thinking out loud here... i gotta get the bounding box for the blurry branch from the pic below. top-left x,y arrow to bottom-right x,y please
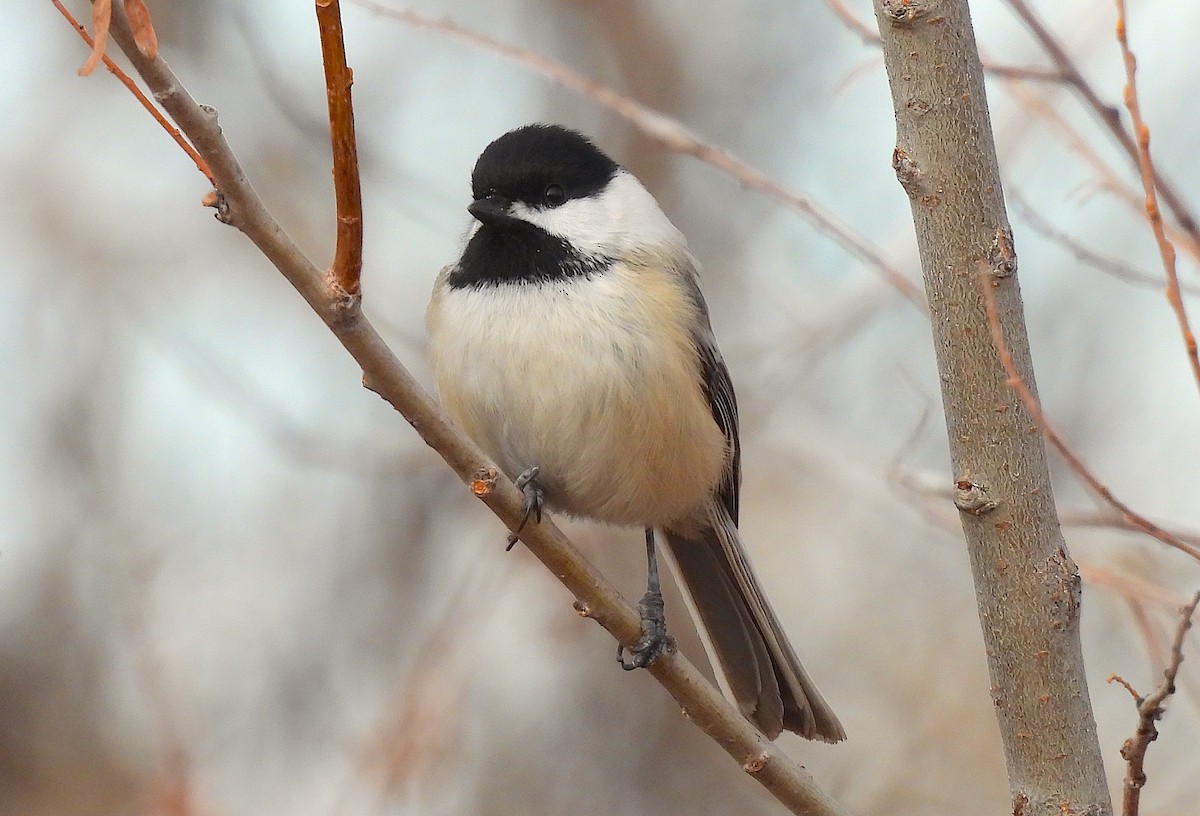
981,280 -> 1200,563
120,548 -> 207,816
332,537 -> 506,815
890,458 -> 1190,679
52,0 -> 212,183
825,0 -> 1200,265
316,0 -> 363,296
896,460 -> 1200,567
79,4 -> 851,815
822,0 -> 1064,82
1113,0 -> 1200,400
1011,190 -> 1200,298
997,72 -> 1200,265
1058,510 -> 1200,553
1002,0 -> 1200,255
873,2 -> 1112,814
1108,591 -> 1200,816
350,0 -> 926,312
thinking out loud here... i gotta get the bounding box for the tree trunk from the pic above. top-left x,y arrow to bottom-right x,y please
871,2 -> 1112,814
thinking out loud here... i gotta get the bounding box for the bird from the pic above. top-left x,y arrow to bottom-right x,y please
425,123 -> 844,742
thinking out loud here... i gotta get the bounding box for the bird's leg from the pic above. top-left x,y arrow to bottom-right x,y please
618,527 -> 673,669
505,466 -> 544,551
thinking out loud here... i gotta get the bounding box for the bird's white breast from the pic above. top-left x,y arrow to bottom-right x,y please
427,259 -> 728,528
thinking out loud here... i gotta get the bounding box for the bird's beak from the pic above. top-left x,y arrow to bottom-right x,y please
468,194 -> 517,227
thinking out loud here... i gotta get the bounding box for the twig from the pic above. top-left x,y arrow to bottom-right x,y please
999,79 -> 1200,266
1059,508 -> 1200,551
1113,0 -> 1200,400
316,0 -> 363,296
351,0 -> 925,312
1107,673 -> 1141,701
1115,591 -> 1200,816
1002,0 -> 1200,252
86,5 -> 850,814
979,273 -> 1200,562
1011,190 -> 1200,298
50,0 -> 214,184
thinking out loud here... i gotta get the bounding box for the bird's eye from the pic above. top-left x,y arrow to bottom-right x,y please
543,184 -> 567,207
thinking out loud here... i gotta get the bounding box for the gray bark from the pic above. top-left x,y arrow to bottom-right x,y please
871,2 -> 1113,814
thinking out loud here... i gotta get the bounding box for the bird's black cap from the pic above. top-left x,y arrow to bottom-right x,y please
470,124 -> 620,208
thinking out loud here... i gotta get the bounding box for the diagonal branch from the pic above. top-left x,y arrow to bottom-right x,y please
86,3 -> 850,814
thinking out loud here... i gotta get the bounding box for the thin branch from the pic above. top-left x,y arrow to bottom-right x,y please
51,0 -> 214,184
1077,563 -> 1186,612
1002,0 -> 1200,252
88,5 -> 850,814
316,0 -> 363,295
1059,508 -> 1200,552
996,79 -> 1200,267
897,459 -> 1200,564
1115,591 -> 1200,816
1011,190 -> 1200,298
980,272 -> 1200,562
1114,0 -> 1200,400
826,0 -> 1200,265
351,0 -> 925,312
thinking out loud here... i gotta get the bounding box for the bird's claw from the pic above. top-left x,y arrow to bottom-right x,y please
617,587 -> 673,670
506,466 -> 544,551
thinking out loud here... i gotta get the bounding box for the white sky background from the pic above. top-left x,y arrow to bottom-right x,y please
3,1 -> 1200,814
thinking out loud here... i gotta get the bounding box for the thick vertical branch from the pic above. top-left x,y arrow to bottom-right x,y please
871,3 -> 1112,815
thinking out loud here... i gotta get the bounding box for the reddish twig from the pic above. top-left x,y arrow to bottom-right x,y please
1114,0 -> 1200,400
1107,673 -> 1141,701
1114,591 -> 1200,816
352,0 -> 925,311
315,0 -> 363,296
51,0 -> 214,184
980,272 -> 1200,562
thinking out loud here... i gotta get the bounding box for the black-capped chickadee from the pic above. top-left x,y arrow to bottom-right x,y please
426,124 -> 844,742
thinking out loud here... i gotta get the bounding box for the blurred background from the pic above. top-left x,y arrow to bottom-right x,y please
4,0 -> 1200,813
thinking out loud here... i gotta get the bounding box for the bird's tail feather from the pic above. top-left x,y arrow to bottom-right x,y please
661,507 -> 845,742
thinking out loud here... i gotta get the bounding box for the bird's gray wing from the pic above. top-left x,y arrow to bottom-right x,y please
678,259 -> 741,524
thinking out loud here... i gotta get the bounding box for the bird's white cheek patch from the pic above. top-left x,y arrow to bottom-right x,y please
511,171 -> 683,258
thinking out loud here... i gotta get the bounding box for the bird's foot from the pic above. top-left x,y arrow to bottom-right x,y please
505,466 -> 544,551
617,587 -> 674,670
